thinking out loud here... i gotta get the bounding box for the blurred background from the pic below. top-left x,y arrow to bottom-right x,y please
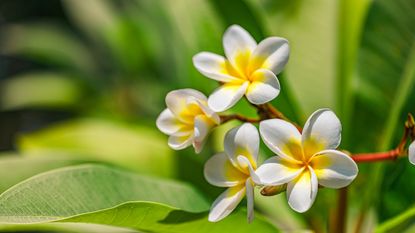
0,0 -> 415,232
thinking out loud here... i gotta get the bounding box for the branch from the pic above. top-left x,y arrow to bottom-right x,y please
220,114 -> 261,124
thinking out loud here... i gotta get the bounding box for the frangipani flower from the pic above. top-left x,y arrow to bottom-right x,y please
256,109 -> 358,213
156,89 -> 220,153
193,25 -> 289,112
204,123 -> 261,222
409,140 -> 415,165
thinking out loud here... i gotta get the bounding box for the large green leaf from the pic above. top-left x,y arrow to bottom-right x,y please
0,164 -> 278,233
17,119 -> 176,178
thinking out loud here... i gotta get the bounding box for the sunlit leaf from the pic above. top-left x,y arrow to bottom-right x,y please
0,164 -> 279,233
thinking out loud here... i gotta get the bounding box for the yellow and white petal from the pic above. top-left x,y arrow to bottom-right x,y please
410,141 -> 415,165
193,115 -> 213,153
193,52 -> 241,82
259,119 -> 303,162
237,155 -> 260,184
246,179 -> 255,223
223,25 -> 257,74
246,69 -> 280,104
286,168 -> 318,213
204,152 -> 247,187
250,37 -> 289,74
310,150 -> 358,188
166,89 -> 207,118
195,100 -> 221,125
255,156 -> 304,186
208,81 -> 249,112
156,109 -> 182,135
302,109 -> 342,154
168,134 -> 193,150
208,185 -> 246,222
224,123 -> 259,169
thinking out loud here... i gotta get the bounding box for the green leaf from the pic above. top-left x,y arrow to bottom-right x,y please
1,24 -> 95,74
0,72 -> 84,110
0,154 -> 85,194
17,119 -> 176,178
375,206 -> 415,233
0,222 -> 140,233
255,0 -> 338,118
0,164 -> 278,233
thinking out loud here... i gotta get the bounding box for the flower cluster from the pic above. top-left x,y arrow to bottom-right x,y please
156,25 -> 412,223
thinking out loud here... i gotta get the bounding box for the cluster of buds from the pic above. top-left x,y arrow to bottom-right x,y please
157,25 -> 415,223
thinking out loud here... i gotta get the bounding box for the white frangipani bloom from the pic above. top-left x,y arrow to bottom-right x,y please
409,140 -> 415,165
193,25 -> 289,112
256,109 -> 358,213
156,89 -> 220,153
204,123 -> 261,222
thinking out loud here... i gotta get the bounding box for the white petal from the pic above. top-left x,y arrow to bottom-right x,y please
255,156 -> 304,186
250,37 -> 289,74
246,179 -> 255,223
208,185 -> 246,222
286,168 -> 318,213
208,81 -> 248,112
193,52 -> 241,82
310,150 -> 358,188
168,134 -> 193,150
302,108 -> 342,151
156,109 -> 181,135
166,89 -> 207,117
223,25 -> 257,70
224,123 -> 259,168
410,141 -> 415,165
204,152 -> 246,187
237,156 -> 260,184
193,115 -> 212,153
196,100 -> 221,124
246,69 -> 280,104
259,119 -> 303,162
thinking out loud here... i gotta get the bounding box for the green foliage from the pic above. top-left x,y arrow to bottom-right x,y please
17,119 -> 176,178
0,164 -> 278,233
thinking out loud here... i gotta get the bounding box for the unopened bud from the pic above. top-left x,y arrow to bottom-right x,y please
260,184 -> 287,196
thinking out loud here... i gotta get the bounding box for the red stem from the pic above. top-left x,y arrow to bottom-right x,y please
351,149 -> 400,163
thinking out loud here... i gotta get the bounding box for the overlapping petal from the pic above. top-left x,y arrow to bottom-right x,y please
204,152 -> 247,187
208,81 -> 249,112
156,109 -> 182,135
286,168 -> 318,213
224,123 -> 259,168
246,69 -> 280,104
310,150 -> 358,188
246,180 -> 255,223
302,109 -> 342,155
168,134 -> 193,150
255,156 -> 304,186
409,141 -> 415,165
208,185 -> 246,222
250,37 -> 289,74
259,119 -> 303,162
192,52 -> 241,83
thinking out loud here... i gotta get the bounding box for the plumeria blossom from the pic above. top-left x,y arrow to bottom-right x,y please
156,89 -> 220,153
409,140 -> 415,165
193,25 -> 289,112
256,109 -> 358,213
204,123 -> 261,222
